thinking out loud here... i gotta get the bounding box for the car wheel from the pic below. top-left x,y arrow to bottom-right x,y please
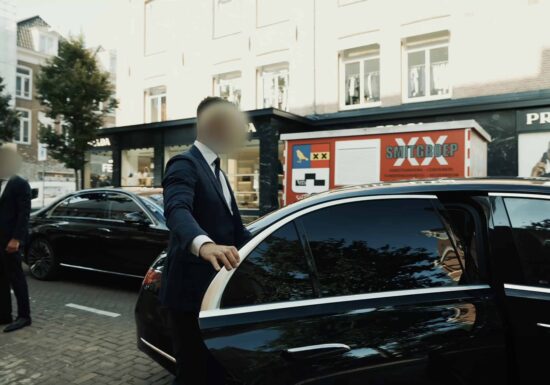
26,238 -> 59,280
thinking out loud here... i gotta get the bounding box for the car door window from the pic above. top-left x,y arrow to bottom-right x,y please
300,198 -> 465,297
221,222 -> 315,308
50,193 -> 108,219
106,193 -> 143,221
503,197 -> 550,287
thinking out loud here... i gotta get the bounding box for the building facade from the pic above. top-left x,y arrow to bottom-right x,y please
0,0 -> 16,101
91,0 -> 550,218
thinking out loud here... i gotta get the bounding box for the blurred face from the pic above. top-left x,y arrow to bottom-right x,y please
0,147 -> 20,179
197,103 -> 248,154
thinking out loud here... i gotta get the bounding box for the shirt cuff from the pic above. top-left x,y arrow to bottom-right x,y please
190,235 -> 214,257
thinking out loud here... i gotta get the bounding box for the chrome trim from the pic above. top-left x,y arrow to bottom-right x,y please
537,323 -> 550,329
140,337 -> 176,363
199,284 -> 490,319
489,192 -> 550,200
287,343 -> 350,353
504,283 -> 550,295
59,263 -> 145,279
201,194 -> 439,312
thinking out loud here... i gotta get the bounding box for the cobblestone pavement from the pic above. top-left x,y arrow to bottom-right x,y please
0,267 -> 172,385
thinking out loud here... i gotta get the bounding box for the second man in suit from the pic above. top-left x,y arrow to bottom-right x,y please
161,97 -> 251,385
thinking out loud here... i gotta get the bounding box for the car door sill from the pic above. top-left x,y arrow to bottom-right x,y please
59,263 -> 145,279
140,337 -> 176,363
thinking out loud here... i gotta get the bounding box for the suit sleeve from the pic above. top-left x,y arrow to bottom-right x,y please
13,179 -> 31,242
163,158 -> 208,254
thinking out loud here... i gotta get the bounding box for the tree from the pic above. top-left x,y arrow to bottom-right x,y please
0,76 -> 20,143
36,36 -> 117,189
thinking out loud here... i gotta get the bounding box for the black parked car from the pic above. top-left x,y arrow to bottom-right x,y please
136,178 -> 550,385
25,188 -> 168,280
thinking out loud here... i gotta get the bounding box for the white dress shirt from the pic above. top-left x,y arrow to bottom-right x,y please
190,141 -> 233,256
0,177 -> 10,199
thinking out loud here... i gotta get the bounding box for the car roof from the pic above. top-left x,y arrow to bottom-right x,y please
248,177 -> 550,233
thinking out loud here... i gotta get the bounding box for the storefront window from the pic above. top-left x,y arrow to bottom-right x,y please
405,38 -> 449,101
214,72 -> 242,106
220,140 -> 260,212
341,46 -> 380,109
121,148 -> 155,187
86,151 -> 114,188
260,65 -> 289,111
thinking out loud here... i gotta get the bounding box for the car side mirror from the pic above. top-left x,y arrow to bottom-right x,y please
123,211 -> 151,226
31,188 -> 39,200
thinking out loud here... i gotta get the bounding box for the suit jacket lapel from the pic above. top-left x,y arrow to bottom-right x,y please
190,146 -> 232,215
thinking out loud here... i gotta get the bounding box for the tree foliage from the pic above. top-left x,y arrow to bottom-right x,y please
0,76 -> 19,143
36,36 -> 117,183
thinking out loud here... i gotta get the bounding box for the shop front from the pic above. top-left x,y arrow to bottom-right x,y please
87,109 -> 306,218
87,90 -> 550,217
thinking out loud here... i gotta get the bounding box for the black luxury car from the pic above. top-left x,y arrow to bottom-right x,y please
135,178 -> 550,384
25,188 -> 168,280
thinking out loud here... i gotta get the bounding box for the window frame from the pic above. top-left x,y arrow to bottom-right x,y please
203,194 -> 480,313
339,48 -> 381,111
213,71 -> 242,106
16,66 -> 32,100
14,108 -> 32,145
402,39 -> 451,104
145,88 -> 167,123
257,63 -> 290,111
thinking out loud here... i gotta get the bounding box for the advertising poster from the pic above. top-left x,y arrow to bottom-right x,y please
518,132 -> 550,177
380,129 -> 465,181
290,143 -> 331,200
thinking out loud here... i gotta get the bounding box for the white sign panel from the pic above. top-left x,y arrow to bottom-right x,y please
38,143 -> 48,162
291,168 -> 330,194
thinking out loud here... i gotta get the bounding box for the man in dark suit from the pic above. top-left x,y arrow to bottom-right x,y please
0,145 -> 32,332
162,97 -> 251,385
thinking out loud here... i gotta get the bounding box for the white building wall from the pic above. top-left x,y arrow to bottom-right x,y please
0,0 -> 16,103
115,0 -> 550,126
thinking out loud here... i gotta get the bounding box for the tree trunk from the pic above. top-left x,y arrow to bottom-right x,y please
74,169 -> 79,191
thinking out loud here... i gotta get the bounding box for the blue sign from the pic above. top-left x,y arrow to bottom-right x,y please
292,144 -> 311,169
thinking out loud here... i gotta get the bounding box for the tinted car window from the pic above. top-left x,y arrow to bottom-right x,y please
51,193 -> 108,219
504,197 -> 550,287
221,222 -> 314,308
301,199 -> 464,297
106,193 -> 142,221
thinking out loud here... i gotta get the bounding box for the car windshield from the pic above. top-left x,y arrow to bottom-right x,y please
140,196 -> 165,223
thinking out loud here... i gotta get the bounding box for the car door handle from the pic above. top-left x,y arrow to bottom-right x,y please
537,322 -> 550,329
282,343 -> 351,361
96,227 -> 112,234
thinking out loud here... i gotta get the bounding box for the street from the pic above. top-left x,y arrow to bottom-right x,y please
0,267 -> 171,385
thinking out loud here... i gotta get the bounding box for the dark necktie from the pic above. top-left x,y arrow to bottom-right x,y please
213,158 -> 223,188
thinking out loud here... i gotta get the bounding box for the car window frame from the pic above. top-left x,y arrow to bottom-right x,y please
202,194 -> 484,314
48,191 -> 110,221
491,192 -> 550,291
47,190 -> 156,225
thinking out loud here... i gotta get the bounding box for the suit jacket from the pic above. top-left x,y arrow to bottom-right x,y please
0,175 -> 31,249
160,145 -> 251,312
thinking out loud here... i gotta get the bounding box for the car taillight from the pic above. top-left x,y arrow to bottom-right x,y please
143,268 -> 162,286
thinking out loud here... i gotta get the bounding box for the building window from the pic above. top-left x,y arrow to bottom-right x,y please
38,33 -> 58,56
213,0 -> 242,38
16,66 -> 32,100
404,36 -> 450,102
259,64 -> 289,111
15,109 -> 31,145
340,46 -> 380,109
145,86 -> 167,123
144,0 -> 168,55
213,72 -> 242,106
